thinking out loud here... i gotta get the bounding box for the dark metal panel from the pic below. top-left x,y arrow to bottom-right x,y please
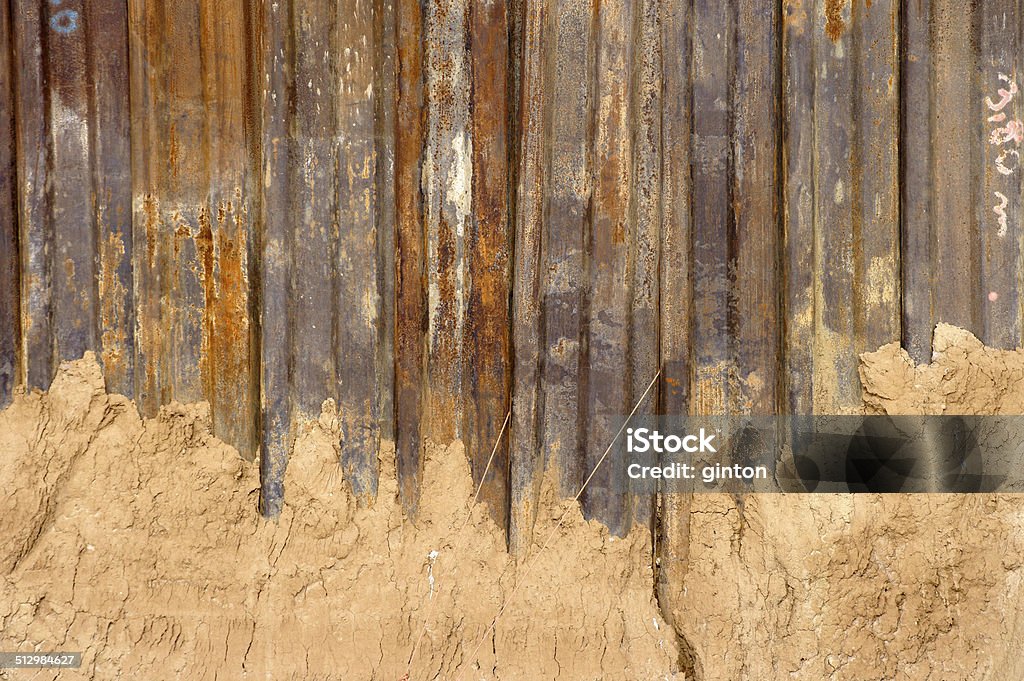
374,0 -> 397,446
0,0 -> 17,409
734,0 -> 781,416
508,0 -> 546,555
12,0 -> 132,394
465,0 -> 512,527
628,0 -> 663,529
930,1 -> 982,342
900,0 -> 935,364
903,1 -> 982,360
688,0 -> 781,413
581,0 -> 636,537
656,0 -> 694,626
335,0 -> 383,501
785,0 -> 900,414
979,0 -> 1022,349
90,0 -> 134,399
540,0 -> 591,500
129,0 -> 256,457
257,0 -> 292,516
689,0 -> 733,417
783,0 -> 816,416
257,0 -> 386,513
394,0 -> 428,515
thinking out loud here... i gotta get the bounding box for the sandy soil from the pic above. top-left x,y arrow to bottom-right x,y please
675,325 -> 1024,681
3,324 -> 1024,680
0,354 -> 678,680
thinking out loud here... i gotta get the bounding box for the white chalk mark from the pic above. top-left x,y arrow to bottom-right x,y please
996,149 -> 1020,176
994,191 -> 1009,237
427,549 -> 439,598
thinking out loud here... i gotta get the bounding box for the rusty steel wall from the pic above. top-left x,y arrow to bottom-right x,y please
2,0 -> 1024,592
0,0 -> 16,410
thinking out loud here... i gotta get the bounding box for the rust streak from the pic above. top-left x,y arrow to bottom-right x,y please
825,0 -> 847,41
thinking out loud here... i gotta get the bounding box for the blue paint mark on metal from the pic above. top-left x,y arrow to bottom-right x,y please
49,9 -> 78,34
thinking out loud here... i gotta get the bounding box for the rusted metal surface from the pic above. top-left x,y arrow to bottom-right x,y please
0,0 -> 17,409
656,0 -> 694,628
129,0 -> 257,460
903,0 -> 1024,362
12,0 -> 132,396
507,0 -> 546,555
540,0 -> 590,505
258,0 -> 389,514
784,0 -> 900,414
2,0 -> 1023,549
394,0 -> 428,516
465,0 -> 512,528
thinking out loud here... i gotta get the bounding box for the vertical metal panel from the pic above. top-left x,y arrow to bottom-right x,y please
257,0 -> 291,515
783,0 -> 817,416
13,0 -> 132,394
422,0 -> 470,445
690,0 -> 734,417
734,0 -> 781,416
129,0 -> 256,456
465,0 -> 512,527
91,0 -> 134,398
540,0 -> 590,500
508,0 -> 546,555
257,0 -> 386,513
785,0 -> 900,414
900,0 -> 935,364
902,1 -> 1024,361
394,0 -> 427,515
336,0 -> 385,500
628,0 -> 663,529
0,0 -> 17,409
656,0 -> 694,627
979,0 -> 1023,349
903,1 -> 990,361
375,0 -> 398,446
689,0 -> 780,415
581,0 -> 636,537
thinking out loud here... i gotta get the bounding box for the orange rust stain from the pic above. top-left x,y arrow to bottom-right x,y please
825,0 -> 847,42
195,191 -> 252,453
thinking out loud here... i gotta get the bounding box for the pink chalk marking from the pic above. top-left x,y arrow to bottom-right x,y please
989,291 -> 1000,302
990,120 -> 1024,146
986,74 -> 1018,112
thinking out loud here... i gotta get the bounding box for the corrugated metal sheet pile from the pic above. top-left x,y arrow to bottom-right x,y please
0,2 -> 1021,610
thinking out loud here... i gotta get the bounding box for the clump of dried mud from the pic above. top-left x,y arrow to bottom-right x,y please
0,354 -> 679,680
675,325 -> 1024,681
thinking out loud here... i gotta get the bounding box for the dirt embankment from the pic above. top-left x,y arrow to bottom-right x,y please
4,324 -> 1024,680
0,354 -> 678,680
675,324 -> 1024,681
